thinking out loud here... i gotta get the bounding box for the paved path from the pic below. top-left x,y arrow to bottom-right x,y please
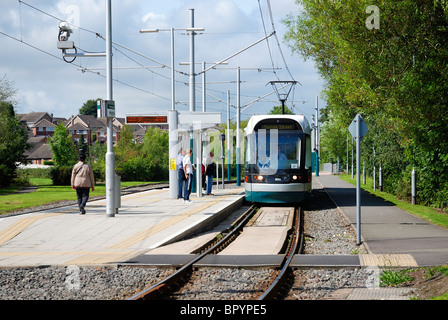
316,173 -> 448,266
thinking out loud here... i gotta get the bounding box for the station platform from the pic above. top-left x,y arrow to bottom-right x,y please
315,173 -> 448,267
0,185 -> 245,267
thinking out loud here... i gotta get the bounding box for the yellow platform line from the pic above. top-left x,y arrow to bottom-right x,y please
0,250 -> 141,266
65,250 -> 141,265
109,190 -> 243,250
360,254 -> 418,267
0,213 -> 63,246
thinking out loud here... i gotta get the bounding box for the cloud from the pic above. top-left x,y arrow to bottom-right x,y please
0,0 -> 324,121
141,12 -> 166,24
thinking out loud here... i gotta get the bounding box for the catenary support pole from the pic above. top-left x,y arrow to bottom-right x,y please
236,67 -> 241,186
227,90 -> 231,181
105,0 -> 115,217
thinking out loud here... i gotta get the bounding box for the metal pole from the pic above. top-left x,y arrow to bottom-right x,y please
356,114 -> 362,245
105,0 -> 115,217
236,67 -> 241,186
363,161 -> 366,185
373,147 -> 376,191
227,90 -> 231,181
196,129 -> 202,198
315,97 -> 319,177
202,61 -> 206,112
169,111 -> 178,199
351,138 -> 354,179
221,138 -> 225,189
171,28 -> 175,111
189,8 -> 196,113
346,133 -> 349,174
189,9 -> 196,193
412,167 -> 416,205
379,165 -> 383,191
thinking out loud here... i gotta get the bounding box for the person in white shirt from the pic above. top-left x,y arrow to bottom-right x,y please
183,149 -> 195,203
177,148 -> 186,199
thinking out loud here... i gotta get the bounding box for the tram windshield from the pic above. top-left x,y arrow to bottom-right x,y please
246,130 -> 303,172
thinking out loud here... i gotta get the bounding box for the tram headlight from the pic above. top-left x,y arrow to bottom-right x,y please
292,175 -> 298,181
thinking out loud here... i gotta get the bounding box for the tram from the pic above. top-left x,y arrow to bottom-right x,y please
244,115 -> 312,204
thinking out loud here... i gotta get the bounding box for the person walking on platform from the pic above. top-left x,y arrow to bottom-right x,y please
177,148 -> 186,199
183,149 -> 195,203
205,152 -> 215,195
71,153 -> 95,214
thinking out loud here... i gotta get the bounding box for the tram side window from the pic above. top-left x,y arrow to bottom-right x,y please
245,134 -> 256,168
305,136 -> 312,169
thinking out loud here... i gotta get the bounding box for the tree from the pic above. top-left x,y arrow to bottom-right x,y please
115,124 -> 140,168
79,99 -> 101,117
141,127 -> 169,180
49,123 -> 78,167
269,105 -> 294,115
0,102 -> 29,187
284,0 -> 448,208
0,75 -> 17,105
78,133 -> 88,155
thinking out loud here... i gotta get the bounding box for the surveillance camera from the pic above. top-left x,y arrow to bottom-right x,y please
57,21 -> 74,50
59,21 -> 73,33
58,21 -> 73,41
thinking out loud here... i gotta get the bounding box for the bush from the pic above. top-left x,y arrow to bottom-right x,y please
50,166 -> 73,186
17,168 -> 52,179
117,157 -> 154,181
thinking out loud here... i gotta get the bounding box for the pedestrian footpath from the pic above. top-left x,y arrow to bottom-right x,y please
316,173 -> 448,267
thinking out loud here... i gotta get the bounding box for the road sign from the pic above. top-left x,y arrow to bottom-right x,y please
348,114 -> 369,245
97,100 -> 116,118
349,114 -> 368,140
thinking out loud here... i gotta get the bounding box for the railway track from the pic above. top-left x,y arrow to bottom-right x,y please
126,205 -> 304,300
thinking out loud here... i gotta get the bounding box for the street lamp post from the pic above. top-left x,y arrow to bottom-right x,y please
140,12 -> 204,200
58,1 -> 116,217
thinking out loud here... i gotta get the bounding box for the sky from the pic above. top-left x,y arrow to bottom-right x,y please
0,0 -> 324,122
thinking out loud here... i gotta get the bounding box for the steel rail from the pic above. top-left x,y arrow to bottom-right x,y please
127,205 -> 258,300
258,206 -> 303,300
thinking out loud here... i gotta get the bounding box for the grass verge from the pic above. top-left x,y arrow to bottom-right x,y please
0,178 -> 164,215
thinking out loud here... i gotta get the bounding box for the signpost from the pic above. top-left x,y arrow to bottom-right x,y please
349,114 -> 368,245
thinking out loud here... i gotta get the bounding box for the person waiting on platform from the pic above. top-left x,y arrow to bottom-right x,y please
177,148 -> 186,199
71,153 -> 95,215
183,149 -> 195,203
205,152 -> 215,195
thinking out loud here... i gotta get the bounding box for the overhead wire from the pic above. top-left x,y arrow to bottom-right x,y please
13,0 -> 180,103
258,0 -> 279,81
11,0 -> 302,116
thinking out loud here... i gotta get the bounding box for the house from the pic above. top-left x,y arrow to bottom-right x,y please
31,118 -> 56,140
19,112 -> 53,128
19,111 -> 162,165
25,143 -> 53,165
65,115 -> 121,146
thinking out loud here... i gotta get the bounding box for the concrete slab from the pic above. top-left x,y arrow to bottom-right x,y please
196,254 -> 284,267
218,206 -> 295,255
292,254 -> 361,267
